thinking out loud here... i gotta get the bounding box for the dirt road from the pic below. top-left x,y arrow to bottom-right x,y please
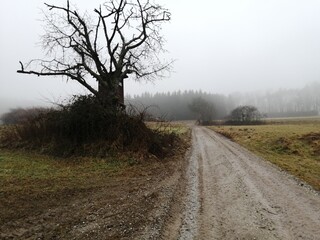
164,126 -> 320,240
2,126 -> 319,239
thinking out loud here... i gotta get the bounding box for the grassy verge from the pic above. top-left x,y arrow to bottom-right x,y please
0,123 -> 191,226
0,149 -> 133,221
146,121 -> 190,135
0,150 -> 129,193
209,120 -> 320,191
0,122 -> 189,198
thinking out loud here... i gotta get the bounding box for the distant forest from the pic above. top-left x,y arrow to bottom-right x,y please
126,91 -> 232,120
126,82 -> 320,120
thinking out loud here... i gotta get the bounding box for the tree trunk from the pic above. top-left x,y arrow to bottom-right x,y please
98,78 -> 124,114
98,83 -> 118,114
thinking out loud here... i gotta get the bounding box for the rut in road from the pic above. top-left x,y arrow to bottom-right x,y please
172,126 -> 320,240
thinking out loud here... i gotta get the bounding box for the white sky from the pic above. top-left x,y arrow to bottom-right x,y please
1,0 -> 320,110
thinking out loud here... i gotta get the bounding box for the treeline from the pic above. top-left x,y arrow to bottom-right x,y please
232,82 -> 320,118
2,83 -> 319,123
126,82 -> 320,120
126,90 -> 235,120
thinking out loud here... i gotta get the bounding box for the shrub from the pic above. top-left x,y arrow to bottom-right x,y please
0,95 -> 177,158
226,105 -> 264,125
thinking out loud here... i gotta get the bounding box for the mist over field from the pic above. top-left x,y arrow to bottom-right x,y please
2,0 -> 320,117
1,82 -> 320,120
126,82 -> 320,120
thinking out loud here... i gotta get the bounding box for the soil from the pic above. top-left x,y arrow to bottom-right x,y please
0,137 -> 189,240
2,126 -> 320,239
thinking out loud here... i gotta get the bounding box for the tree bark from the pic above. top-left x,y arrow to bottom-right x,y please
98,77 -> 124,113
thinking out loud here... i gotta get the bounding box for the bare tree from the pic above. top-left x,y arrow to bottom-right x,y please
189,97 -> 215,125
17,0 -> 171,113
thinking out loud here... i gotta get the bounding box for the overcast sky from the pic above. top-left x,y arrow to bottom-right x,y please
1,0 -> 320,111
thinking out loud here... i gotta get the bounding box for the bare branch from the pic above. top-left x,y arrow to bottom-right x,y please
18,0 -> 172,109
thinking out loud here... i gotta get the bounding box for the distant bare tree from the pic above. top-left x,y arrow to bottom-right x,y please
1,108 -> 49,125
17,0 -> 171,113
189,97 -> 215,125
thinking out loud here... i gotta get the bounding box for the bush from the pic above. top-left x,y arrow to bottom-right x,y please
0,95 -> 177,158
226,105 -> 264,125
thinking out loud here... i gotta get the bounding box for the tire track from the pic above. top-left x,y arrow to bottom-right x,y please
173,126 -> 320,240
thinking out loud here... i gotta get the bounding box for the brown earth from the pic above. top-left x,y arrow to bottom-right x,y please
0,136 -> 190,240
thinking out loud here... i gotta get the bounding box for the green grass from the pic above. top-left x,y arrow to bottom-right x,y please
0,121 -> 189,197
0,120 -> 188,195
146,121 -> 190,135
0,121 -> 190,228
209,120 -> 320,191
0,149 -> 132,196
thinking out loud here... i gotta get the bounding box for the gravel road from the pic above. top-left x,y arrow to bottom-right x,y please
166,126 -> 320,240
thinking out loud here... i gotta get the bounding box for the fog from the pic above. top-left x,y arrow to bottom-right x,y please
1,0 -> 320,115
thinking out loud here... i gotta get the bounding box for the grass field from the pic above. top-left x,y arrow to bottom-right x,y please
0,122 -> 188,195
146,121 -> 190,135
0,148 -> 136,219
0,129 -> 190,239
209,119 -> 320,191
0,149 -> 130,192
0,122 -> 190,219
0,122 -> 190,230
